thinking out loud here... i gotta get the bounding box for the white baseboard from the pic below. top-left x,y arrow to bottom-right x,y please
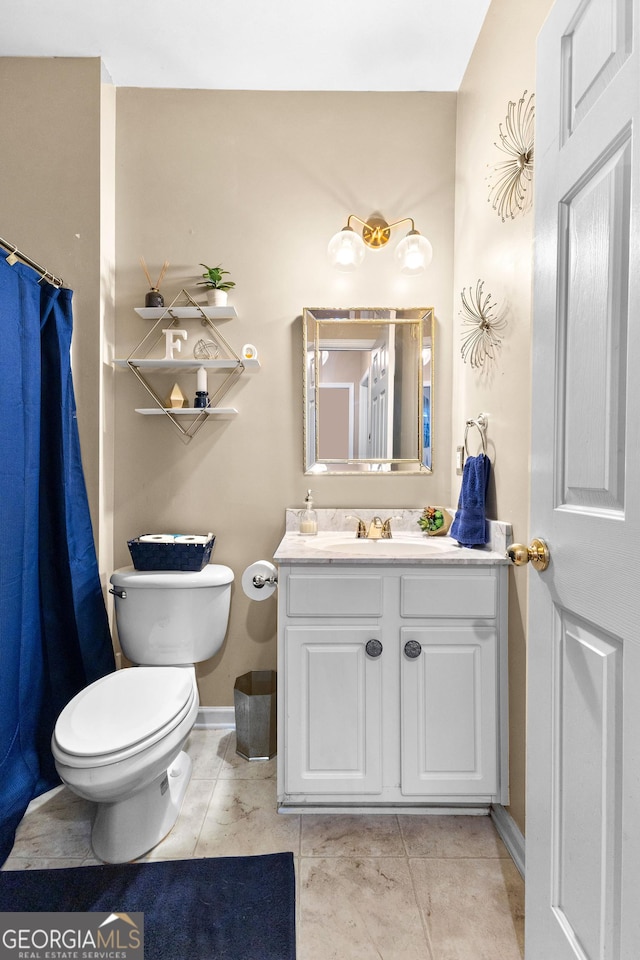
195,706 -> 235,729
490,804 -> 525,878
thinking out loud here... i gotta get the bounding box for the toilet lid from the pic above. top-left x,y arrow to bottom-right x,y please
55,667 -> 195,757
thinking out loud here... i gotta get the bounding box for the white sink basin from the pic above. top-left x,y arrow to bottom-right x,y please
314,537 -> 446,557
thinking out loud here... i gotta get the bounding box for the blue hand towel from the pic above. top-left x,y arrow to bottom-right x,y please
450,453 -> 491,547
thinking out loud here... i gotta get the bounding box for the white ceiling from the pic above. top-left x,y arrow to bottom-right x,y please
1,0 -> 491,91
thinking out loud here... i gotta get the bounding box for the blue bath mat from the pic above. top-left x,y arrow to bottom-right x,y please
0,852 -> 296,960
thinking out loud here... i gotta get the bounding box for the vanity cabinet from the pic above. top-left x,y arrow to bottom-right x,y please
276,563 -> 508,810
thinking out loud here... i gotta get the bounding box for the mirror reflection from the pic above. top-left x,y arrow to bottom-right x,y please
303,307 -> 433,474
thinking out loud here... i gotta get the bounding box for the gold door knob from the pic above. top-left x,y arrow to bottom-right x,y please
507,538 -> 550,572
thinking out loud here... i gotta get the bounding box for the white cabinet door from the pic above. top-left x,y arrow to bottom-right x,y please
284,625 -> 384,796
400,626 -> 498,797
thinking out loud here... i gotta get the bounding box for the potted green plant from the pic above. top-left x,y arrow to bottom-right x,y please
197,263 -> 236,306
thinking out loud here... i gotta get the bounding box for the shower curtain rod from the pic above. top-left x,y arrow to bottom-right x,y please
0,236 -> 64,288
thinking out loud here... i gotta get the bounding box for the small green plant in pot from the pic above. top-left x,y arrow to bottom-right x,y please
197,264 -> 236,306
417,506 -> 452,537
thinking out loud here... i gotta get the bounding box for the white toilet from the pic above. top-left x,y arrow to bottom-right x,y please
51,563 -> 234,863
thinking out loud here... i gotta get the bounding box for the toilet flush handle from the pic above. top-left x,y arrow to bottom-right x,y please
109,586 -> 127,599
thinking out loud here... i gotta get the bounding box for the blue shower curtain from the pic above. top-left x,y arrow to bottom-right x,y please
0,256 -> 114,865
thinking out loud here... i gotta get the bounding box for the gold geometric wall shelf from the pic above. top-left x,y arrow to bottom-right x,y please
114,288 -> 258,443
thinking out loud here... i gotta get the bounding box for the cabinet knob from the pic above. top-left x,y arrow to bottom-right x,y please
365,639 -> 383,658
404,640 -> 422,659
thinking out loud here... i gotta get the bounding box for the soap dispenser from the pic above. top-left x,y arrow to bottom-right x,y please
298,490 -> 318,535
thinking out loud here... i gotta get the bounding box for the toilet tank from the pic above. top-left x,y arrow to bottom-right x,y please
109,564 -> 234,666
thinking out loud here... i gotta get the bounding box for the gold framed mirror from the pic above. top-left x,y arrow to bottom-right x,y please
303,307 -> 434,474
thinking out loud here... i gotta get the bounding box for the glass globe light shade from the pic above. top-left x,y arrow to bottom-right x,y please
327,226 -> 366,271
395,230 -> 433,276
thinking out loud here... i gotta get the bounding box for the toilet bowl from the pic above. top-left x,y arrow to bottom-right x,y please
52,563 -> 233,863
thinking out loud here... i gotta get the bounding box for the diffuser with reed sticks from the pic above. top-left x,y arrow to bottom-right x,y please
140,257 -> 169,307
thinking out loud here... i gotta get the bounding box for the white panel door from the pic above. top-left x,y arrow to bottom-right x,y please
527,1 -> 639,957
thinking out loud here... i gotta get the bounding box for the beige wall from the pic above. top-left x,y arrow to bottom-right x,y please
453,0 -> 554,833
114,89 -> 457,706
0,57 -> 115,597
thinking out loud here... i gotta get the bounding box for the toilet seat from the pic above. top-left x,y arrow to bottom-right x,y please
53,667 -> 196,768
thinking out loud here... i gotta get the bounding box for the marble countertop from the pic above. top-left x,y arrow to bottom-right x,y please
273,509 -> 511,565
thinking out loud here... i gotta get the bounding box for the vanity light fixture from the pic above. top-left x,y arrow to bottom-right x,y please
328,214 -> 433,275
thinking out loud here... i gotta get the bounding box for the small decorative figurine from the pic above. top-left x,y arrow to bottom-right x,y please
162,328 -> 188,360
167,383 -> 188,409
193,339 -> 219,360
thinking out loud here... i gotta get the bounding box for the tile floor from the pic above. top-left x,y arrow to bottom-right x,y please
3,728 -> 525,960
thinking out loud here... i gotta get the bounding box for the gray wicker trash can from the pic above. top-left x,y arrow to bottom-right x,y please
233,670 -> 277,760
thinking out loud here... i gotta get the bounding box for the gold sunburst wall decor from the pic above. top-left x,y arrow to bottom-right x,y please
460,280 -> 506,369
488,91 -> 535,221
